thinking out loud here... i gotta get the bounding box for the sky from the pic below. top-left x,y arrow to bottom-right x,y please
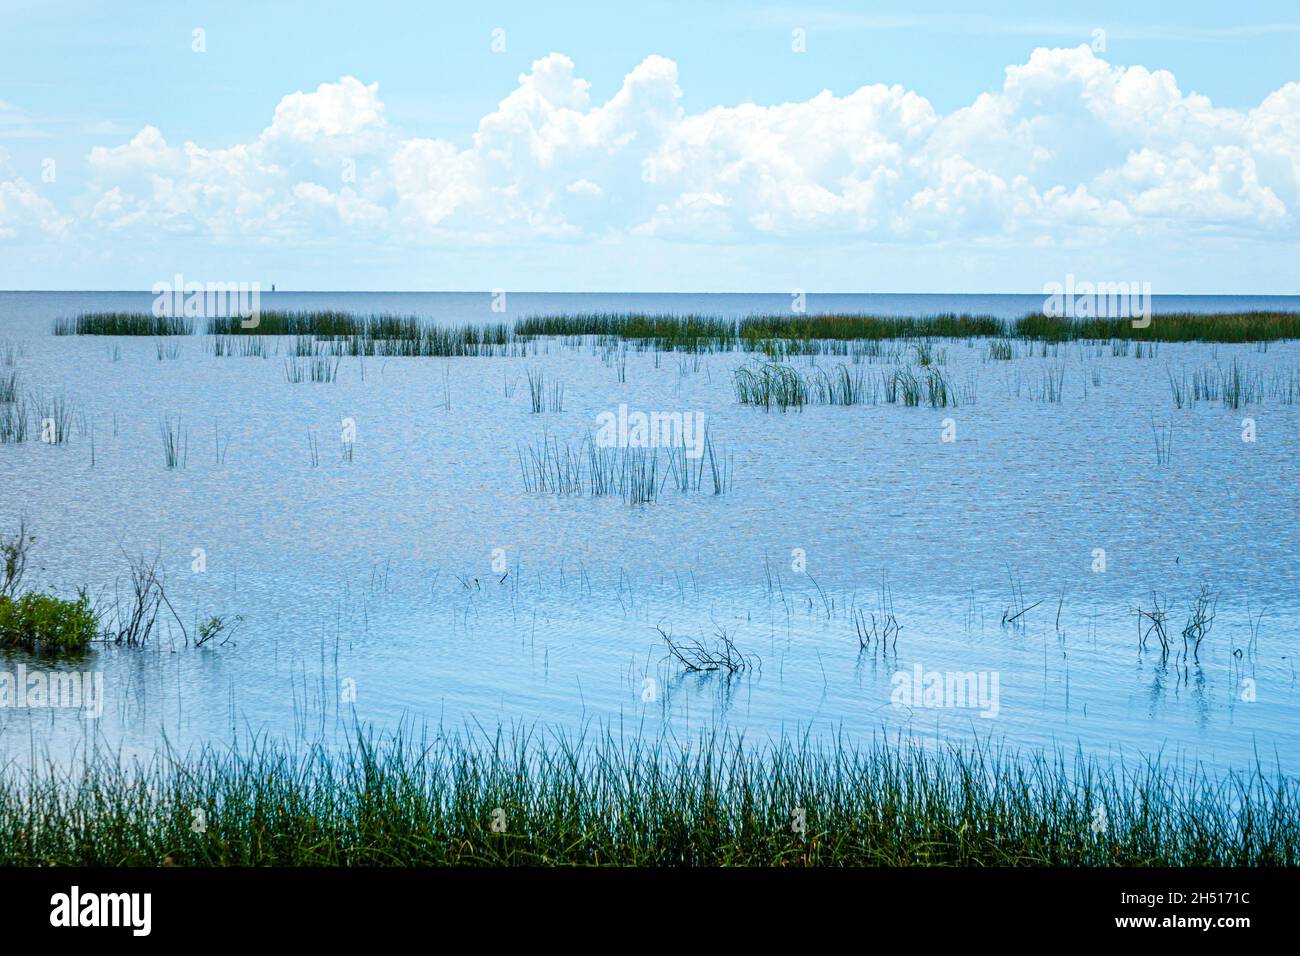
1,0 -> 1299,292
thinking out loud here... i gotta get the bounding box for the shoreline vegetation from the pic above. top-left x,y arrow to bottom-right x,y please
0,729 -> 1292,866
49,308 -> 1300,347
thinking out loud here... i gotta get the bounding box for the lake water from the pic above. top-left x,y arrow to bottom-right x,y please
1,292 -> 1298,775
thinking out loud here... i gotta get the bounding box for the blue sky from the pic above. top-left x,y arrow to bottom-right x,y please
2,0 -> 1299,291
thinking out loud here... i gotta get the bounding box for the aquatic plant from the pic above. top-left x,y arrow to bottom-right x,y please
0,589 -> 98,652
0,400 -> 28,443
0,525 -> 97,652
659,625 -> 756,674
194,613 -> 244,648
1,728 -> 1294,866
160,416 -> 188,469
32,393 -> 74,445
1181,584 -> 1218,663
53,313 -> 194,335
1151,417 -> 1174,465
1,522 -> 34,600
734,362 -> 809,411
1014,310 -> 1300,344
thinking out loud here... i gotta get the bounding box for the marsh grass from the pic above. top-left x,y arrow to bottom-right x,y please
61,309 -> 1300,352
54,313 -> 193,335
1,728 -> 1294,866
211,335 -> 269,358
0,400 -> 29,443
517,312 -> 735,350
160,416 -> 188,469
1031,364 -> 1066,403
734,362 -> 809,411
1151,416 -> 1174,465
1016,310 -> 1300,343
211,311 -> 514,357
520,432 -> 730,503
33,393 -> 73,444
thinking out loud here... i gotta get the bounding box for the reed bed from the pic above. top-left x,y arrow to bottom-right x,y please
1015,310 -> 1300,343
0,728 -> 1293,866
52,312 -> 194,335
53,309 -> 1300,349
210,311 -> 515,357
734,361 -> 959,410
515,312 -> 736,350
739,312 -> 1004,343
1166,359 -> 1276,408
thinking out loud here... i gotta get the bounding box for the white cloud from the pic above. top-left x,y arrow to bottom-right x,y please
0,147 -> 68,239
12,46 -> 1300,252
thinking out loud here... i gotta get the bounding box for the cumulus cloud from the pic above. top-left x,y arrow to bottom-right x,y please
13,45 -> 1300,249
0,147 -> 68,239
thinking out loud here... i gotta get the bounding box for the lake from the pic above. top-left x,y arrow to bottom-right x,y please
1,292 -> 1298,776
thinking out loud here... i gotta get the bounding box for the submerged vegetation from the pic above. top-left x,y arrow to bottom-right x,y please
0,729 -> 1294,866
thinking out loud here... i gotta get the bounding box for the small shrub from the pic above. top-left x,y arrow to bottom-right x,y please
0,590 -> 98,652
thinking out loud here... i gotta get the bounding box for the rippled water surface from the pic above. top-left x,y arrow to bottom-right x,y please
1,292 -> 1297,774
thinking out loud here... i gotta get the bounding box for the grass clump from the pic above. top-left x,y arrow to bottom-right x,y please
53,313 -> 194,335
1014,310 -> 1300,343
0,728 -> 1294,866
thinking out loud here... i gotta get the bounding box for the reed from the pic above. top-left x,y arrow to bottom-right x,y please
53,312 -> 193,335
72,308 -> 1300,351
0,400 -> 29,443
733,362 -> 809,411
160,416 -> 188,469
520,433 -> 728,504
515,312 -> 735,350
1014,310 -> 1300,343
526,368 -> 547,413
0,727 -> 1293,866
34,393 -> 73,444
987,340 -> 1015,361
1151,417 -> 1174,466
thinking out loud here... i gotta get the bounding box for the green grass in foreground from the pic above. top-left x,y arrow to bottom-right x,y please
1,731 -> 1294,866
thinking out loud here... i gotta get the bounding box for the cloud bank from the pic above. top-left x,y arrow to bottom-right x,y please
4,46 -> 1299,256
